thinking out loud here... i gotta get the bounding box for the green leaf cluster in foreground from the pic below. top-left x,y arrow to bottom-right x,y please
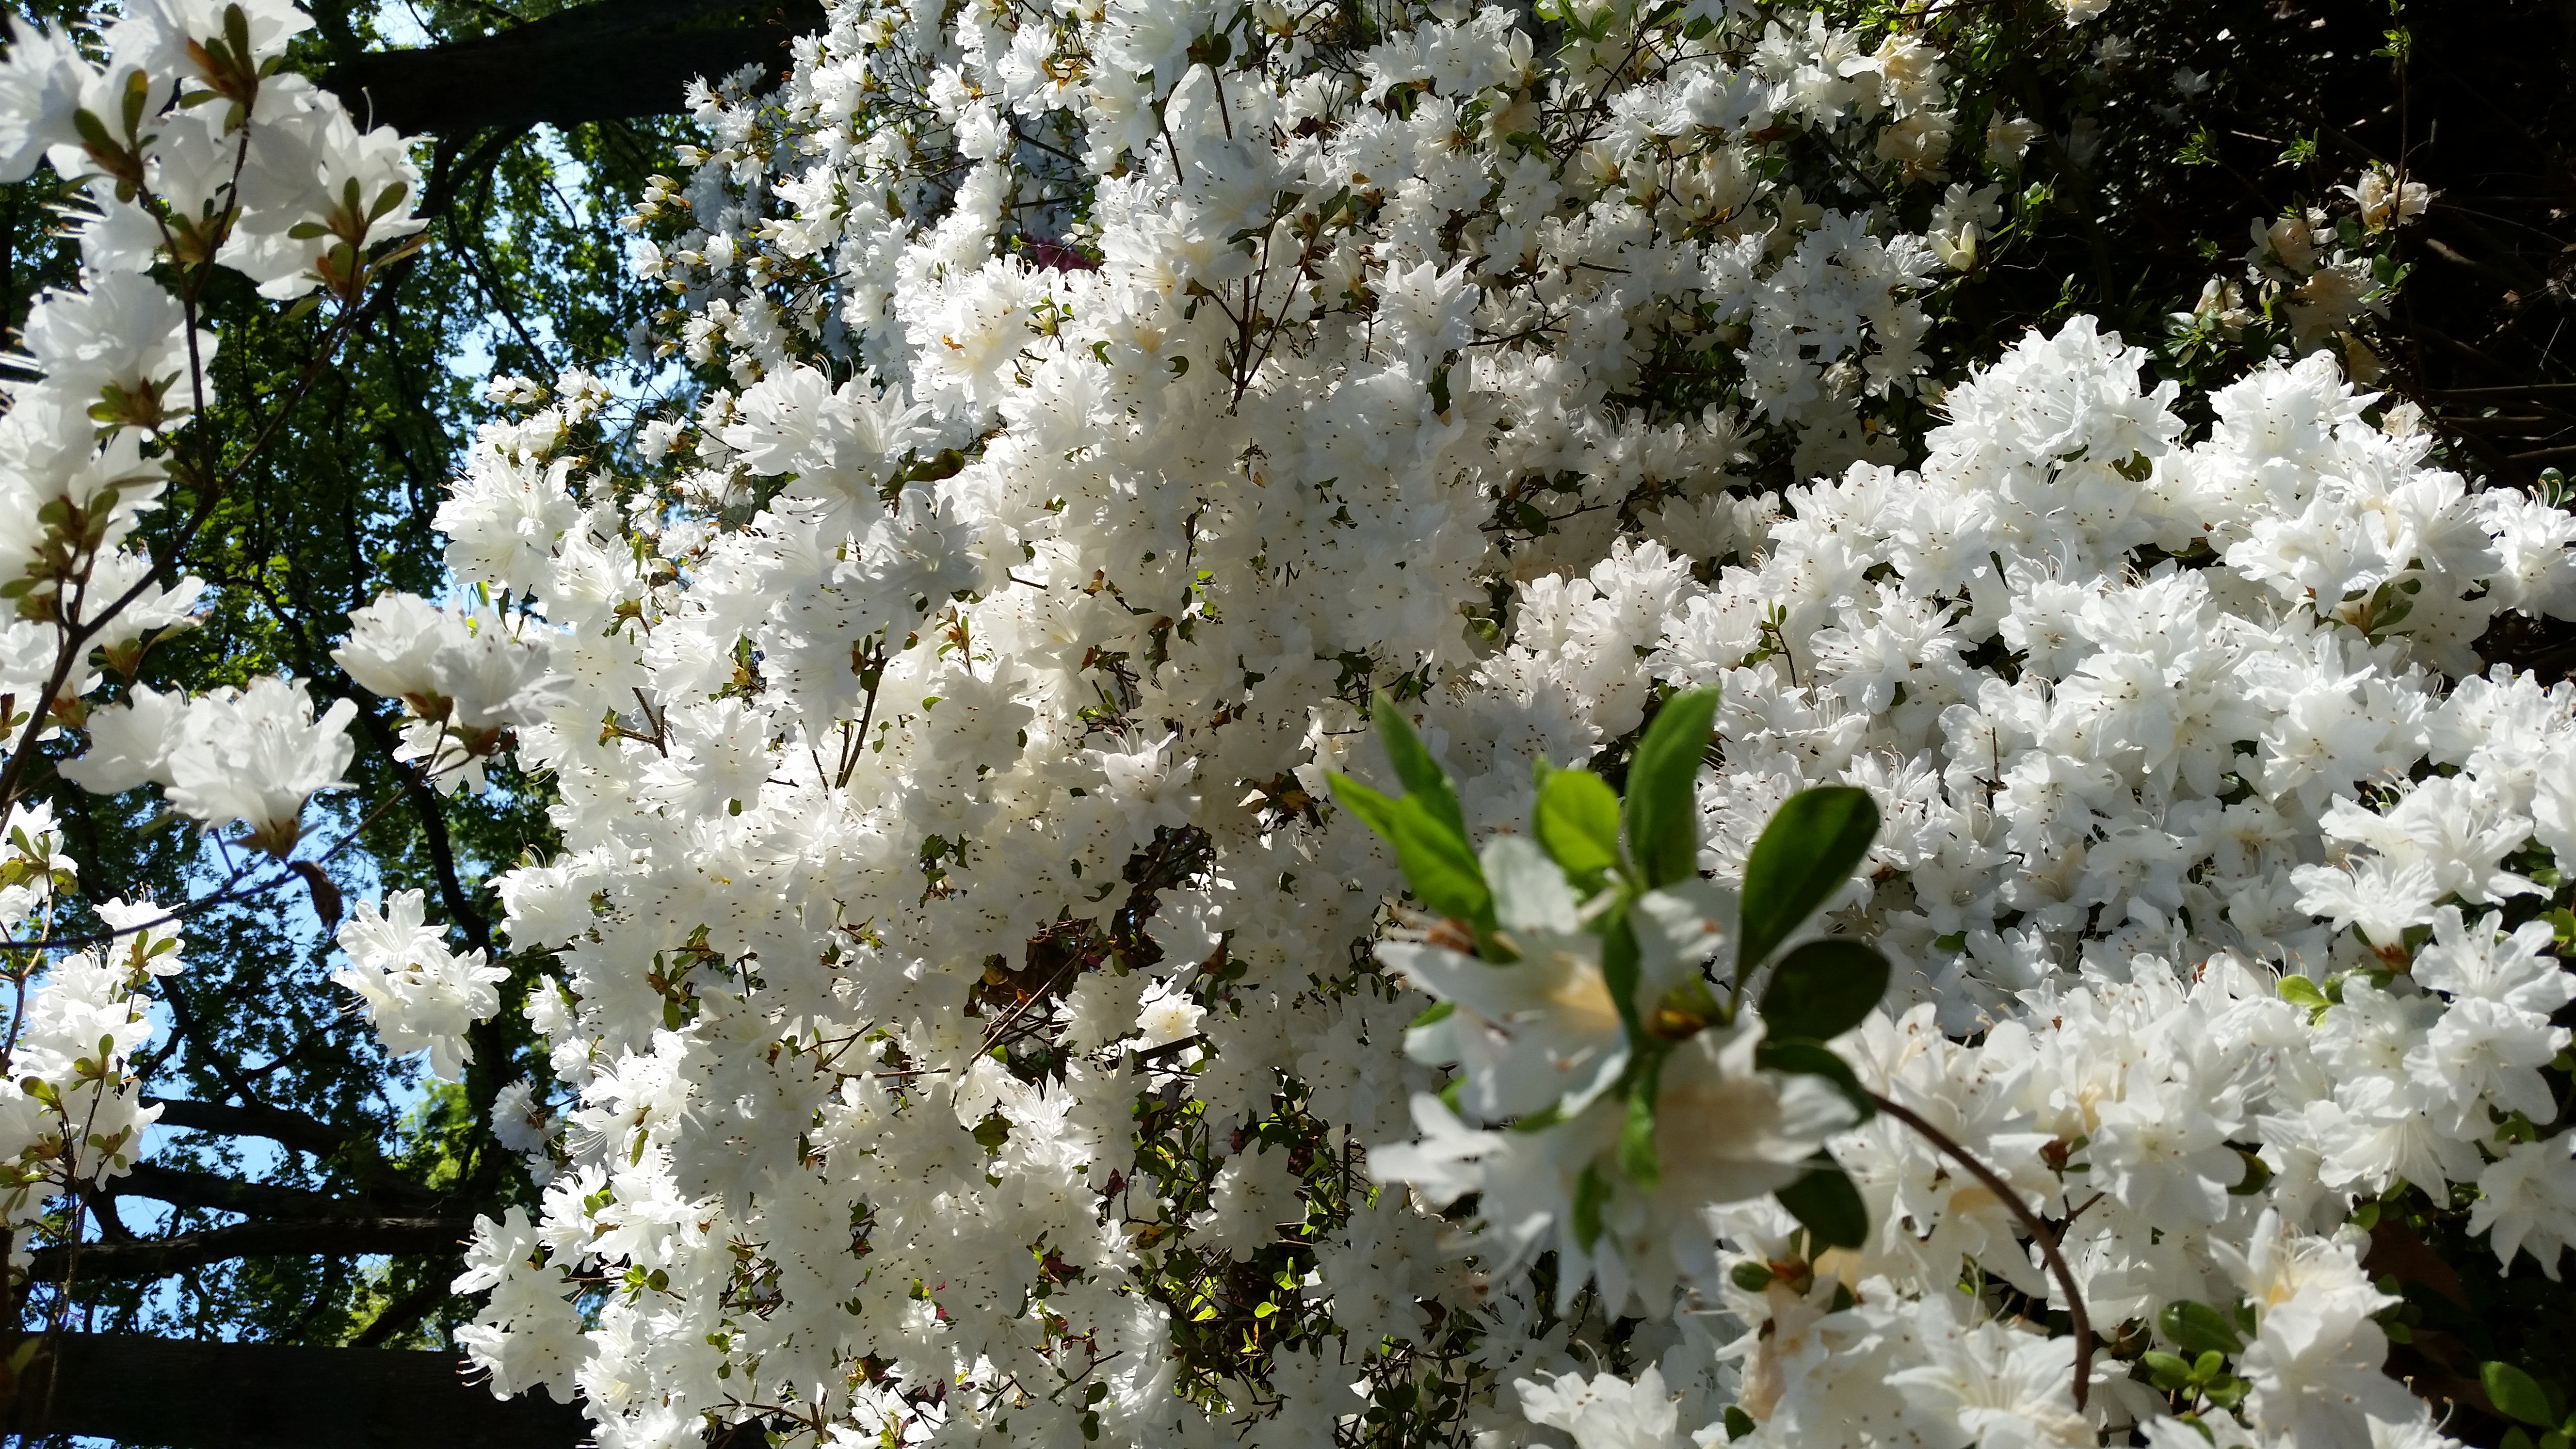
1334,687 -> 1891,1253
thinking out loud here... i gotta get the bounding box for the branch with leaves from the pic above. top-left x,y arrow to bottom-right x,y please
1342,689 -> 2099,1411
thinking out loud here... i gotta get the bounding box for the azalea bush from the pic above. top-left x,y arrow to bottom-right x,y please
6,1 -> 2576,1449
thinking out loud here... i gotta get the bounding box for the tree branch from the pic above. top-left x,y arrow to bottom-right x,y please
161,985 -> 271,1110
347,704 -> 495,956
317,0 -> 826,137
27,1215 -> 477,1283
349,1272 -> 458,1350
107,1163 -> 435,1219
1869,1092 -> 2096,1411
141,1096 -> 355,1158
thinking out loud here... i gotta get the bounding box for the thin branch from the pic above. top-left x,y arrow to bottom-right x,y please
160,986 -> 267,1111
347,706 -> 495,958
348,1273 -> 455,1349
1869,1092 -> 2095,1412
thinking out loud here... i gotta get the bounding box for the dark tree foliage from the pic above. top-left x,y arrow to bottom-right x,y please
1878,0 -> 2576,696
1904,0 -> 2576,465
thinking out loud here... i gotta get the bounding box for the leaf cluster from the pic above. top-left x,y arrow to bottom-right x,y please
1332,688 -> 1891,1256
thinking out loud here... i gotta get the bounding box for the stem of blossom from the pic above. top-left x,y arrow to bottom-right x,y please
0,875 -> 52,1078
0,962 -> 29,1079
1868,1092 -> 2095,1413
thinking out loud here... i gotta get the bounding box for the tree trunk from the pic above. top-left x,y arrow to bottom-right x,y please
0,1334 -> 587,1449
318,0 -> 828,137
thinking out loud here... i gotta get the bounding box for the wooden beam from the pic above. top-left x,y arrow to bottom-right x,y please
0,1334 -> 587,1449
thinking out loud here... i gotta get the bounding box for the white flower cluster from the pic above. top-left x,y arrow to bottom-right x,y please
0,805 -> 186,1250
407,0 -> 2576,1443
1372,866 -> 1865,1317
2170,161 -> 2432,378
336,590 -> 560,790
1593,962 -> 2554,1449
332,888 -> 511,1081
62,678 -> 355,853
1357,321 -> 2576,1449
445,0 -> 2001,1437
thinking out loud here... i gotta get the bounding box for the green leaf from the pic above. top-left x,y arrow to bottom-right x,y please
2226,1147 -> 2272,1196
1535,768 -> 1623,887
1624,687 -> 1721,888
1738,787 -> 1879,970
1386,796 -> 1492,926
1600,910 -> 1643,1038
1618,1047 -> 1668,1189
1774,1159 -> 1868,1251
1753,1038 -> 1875,1121
2141,1351 -> 2195,1393
2277,974 -> 2329,1015
1757,939 -> 1890,1042
2486,1363 -> 2558,1428
1572,1164 -> 1610,1253
1327,769 -> 1400,836
2544,907 -> 2576,951
2160,1301 -> 2246,1357
1722,1407 -> 1756,1441
1328,772 -> 1493,928
71,106 -> 118,156
121,65 -> 151,134
1372,696 -> 1468,842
